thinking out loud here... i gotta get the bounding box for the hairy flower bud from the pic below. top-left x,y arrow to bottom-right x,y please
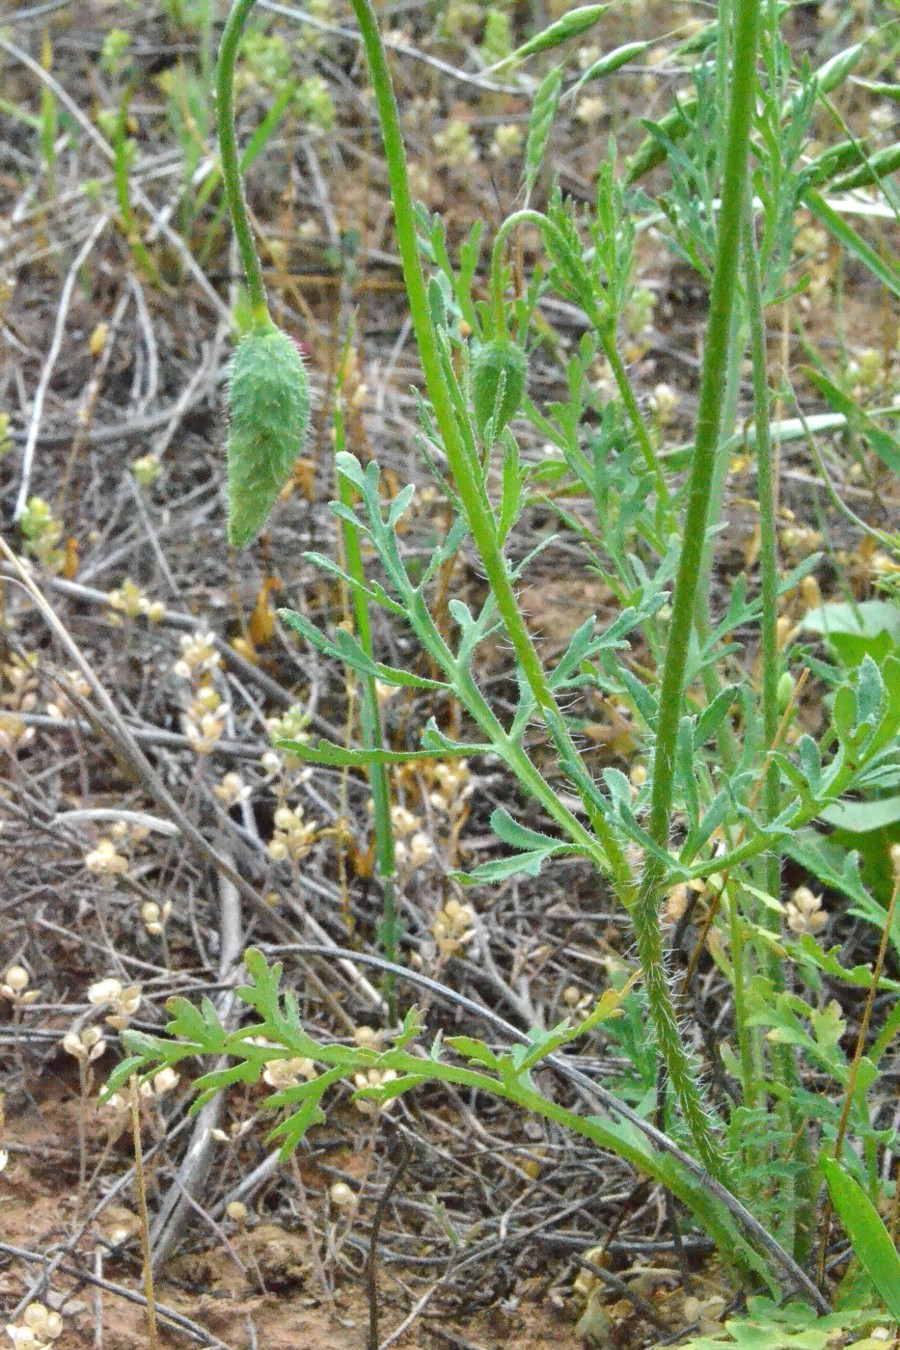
470,338 -> 527,442
226,325 -> 310,547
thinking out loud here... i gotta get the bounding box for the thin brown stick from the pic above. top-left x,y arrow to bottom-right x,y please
130,1076 -> 159,1350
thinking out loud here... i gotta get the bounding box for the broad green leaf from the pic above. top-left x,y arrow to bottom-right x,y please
821,1156 -> 900,1321
821,795 -> 900,833
274,736 -> 467,766
453,847 -> 559,885
801,601 -> 900,645
490,806 -> 568,855
786,934 -> 900,994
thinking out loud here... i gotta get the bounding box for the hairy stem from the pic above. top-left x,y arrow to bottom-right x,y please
333,402 -> 399,979
216,0 -> 269,326
635,0 -> 763,1178
345,1 -> 632,889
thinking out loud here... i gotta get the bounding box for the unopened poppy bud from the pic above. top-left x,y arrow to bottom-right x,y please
226,324 -> 310,547
470,338 -> 527,441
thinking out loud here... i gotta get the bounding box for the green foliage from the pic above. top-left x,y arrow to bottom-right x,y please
103,0 -> 900,1320
225,325 -> 310,547
671,1298 -> 892,1349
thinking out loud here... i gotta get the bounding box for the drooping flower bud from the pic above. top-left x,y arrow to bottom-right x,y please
226,325 -> 310,547
470,338 -> 527,442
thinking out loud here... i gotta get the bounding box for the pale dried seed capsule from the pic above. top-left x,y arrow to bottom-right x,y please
329,1181 -> 355,1208
3,966 -> 29,994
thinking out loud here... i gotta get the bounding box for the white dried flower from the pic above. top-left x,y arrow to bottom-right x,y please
6,1326 -> 39,1350
84,838 -> 129,876
173,631 -> 220,679
433,118 -> 477,168
152,1067 -> 180,1098
352,1025 -> 381,1049
329,1181 -> 355,1208
184,701 -> 227,755
141,900 -> 172,936
390,805 -> 420,837
62,1026 -> 106,1062
88,978 -> 123,1006
260,749 -> 283,776
1,966 -> 37,1003
575,94 -> 607,126
649,382 -> 679,423
267,806 -> 318,862
352,1067 -> 398,1116
214,772 -> 251,807
432,900 -> 475,957
22,1307 -> 61,1341
491,123 -> 524,159
262,1056 -> 317,1090
786,886 -> 827,935
406,831 -> 433,870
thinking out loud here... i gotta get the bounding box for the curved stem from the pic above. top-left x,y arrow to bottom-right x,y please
267,941 -> 832,1313
344,3 -> 632,893
214,0 -> 735,1181
216,0 -> 269,326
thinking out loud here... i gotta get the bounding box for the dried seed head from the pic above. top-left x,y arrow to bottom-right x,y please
2,966 -> 29,995
785,885 -> 827,935
329,1181 -> 355,1208
226,325 -> 310,548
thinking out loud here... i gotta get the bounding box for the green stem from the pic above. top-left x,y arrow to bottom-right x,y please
334,403 -> 399,977
635,0 -> 763,1179
742,192 -> 781,902
214,0 -> 727,1180
344,4 -> 632,892
727,881 -> 758,1108
216,0 -> 270,326
743,185 -> 815,1261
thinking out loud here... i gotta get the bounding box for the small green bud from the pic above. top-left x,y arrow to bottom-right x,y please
470,338 -> 527,442
131,453 -> 161,487
776,670 -> 796,712
226,325 -> 310,548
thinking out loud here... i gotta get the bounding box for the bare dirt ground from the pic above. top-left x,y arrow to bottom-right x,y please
1,1 -> 899,1348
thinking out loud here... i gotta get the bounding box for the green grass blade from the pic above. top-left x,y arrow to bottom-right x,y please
803,189 -> 900,303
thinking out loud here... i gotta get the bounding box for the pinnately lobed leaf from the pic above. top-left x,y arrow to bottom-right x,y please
226,325 -> 310,547
470,338 -> 527,442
